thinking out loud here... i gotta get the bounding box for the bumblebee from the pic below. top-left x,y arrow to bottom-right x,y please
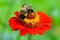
19,4 -> 35,20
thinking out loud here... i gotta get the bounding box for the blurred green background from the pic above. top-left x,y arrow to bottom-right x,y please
0,0 -> 60,40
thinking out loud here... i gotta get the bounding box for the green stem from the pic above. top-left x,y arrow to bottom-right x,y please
28,34 -> 32,40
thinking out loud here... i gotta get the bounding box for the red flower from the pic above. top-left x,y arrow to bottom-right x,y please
8,11 -> 52,36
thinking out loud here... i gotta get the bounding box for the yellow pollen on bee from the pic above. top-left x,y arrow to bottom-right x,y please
24,13 -> 27,16
31,13 -> 35,16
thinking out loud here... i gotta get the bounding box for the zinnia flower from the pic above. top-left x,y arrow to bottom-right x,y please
8,11 -> 52,36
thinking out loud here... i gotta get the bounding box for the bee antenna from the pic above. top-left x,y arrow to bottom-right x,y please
29,4 -> 32,8
22,3 -> 27,7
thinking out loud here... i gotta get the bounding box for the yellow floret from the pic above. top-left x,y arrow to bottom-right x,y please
23,14 -> 40,26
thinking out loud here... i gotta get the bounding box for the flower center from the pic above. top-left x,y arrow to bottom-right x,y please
22,14 -> 40,28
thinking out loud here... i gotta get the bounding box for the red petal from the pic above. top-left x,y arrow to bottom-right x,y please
42,23 -> 51,30
37,11 -> 52,24
37,26 -> 46,35
20,29 -> 28,36
37,23 -> 51,35
37,11 -> 52,35
28,28 -> 38,35
9,17 -> 26,30
14,11 -> 20,17
38,29 -> 46,35
37,11 -> 52,27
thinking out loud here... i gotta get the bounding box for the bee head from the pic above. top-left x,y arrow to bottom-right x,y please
19,10 -> 27,20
